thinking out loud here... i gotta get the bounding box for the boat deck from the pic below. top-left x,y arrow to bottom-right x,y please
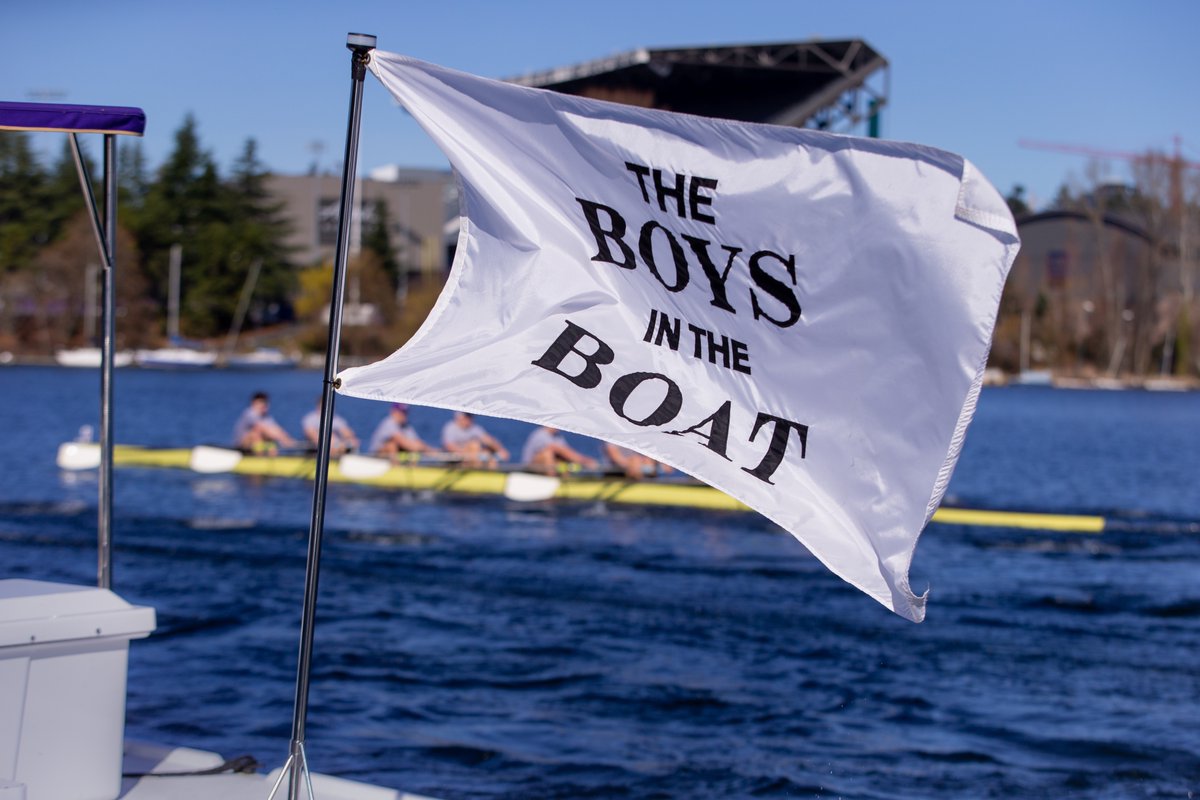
121,740 -> 437,800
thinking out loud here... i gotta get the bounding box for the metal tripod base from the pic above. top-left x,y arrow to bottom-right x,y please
266,742 -> 316,800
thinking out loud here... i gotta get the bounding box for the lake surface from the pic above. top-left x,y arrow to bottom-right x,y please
1,365 -> 1198,799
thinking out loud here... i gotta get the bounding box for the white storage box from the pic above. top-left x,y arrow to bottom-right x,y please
0,579 -> 156,800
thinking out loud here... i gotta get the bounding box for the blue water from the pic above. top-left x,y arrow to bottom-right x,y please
1,366 -> 1198,799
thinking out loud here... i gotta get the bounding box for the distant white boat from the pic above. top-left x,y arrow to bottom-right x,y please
55,347 -> 134,368
1091,376 -> 1126,391
1013,369 -> 1053,386
1143,377 -> 1192,392
54,265 -> 139,369
981,367 -> 1008,386
135,346 -> 218,370
222,347 -> 299,370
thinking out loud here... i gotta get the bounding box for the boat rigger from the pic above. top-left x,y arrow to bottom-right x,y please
107,445 -> 754,511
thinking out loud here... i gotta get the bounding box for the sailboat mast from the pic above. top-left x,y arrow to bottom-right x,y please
222,258 -> 262,361
167,242 -> 182,341
83,263 -> 98,345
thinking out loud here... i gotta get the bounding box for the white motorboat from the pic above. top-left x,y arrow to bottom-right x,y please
0,580 -> 434,800
3,89 -> 436,800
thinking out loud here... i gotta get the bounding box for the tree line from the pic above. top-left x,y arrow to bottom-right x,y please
0,115 -> 401,354
3,116 -> 1195,377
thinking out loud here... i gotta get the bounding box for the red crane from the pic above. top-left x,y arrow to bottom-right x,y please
1018,136 -> 1200,210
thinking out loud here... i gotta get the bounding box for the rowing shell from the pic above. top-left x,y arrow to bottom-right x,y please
59,444 -> 1109,533
106,445 -> 749,511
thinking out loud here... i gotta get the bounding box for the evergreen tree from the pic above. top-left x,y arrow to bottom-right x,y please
134,127 -> 299,338
44,138 -> 94,242
135,113 -> 215,329
181,158 -> 238,335
363,197 -> 400,291
118,139 -> 150,213
224,138 -> 295,328
1005,184 -> 1031,218
0,131 -> 50,271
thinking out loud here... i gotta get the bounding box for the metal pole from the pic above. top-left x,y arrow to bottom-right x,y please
276,32 -> 376,800
99,134 -> 116,589
69,132 -> 117,589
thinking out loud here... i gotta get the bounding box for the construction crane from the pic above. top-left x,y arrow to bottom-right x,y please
1019,136 -> 1199,209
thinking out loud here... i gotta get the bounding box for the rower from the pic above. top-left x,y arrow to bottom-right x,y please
441,411 -> 509,468
233,391 -> 296,454
302,396 -> 359,456
368,403 -> 433,459
521,426 -> 597,475
603,442 -> 672,479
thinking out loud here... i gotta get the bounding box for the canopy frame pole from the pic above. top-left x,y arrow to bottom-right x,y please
271,32 -> 376,800
69,131 -> 118,589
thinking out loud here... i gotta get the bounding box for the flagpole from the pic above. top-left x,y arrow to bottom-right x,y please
272,32 -> 376,800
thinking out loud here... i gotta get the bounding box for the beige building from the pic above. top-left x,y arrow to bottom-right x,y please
265,167 -> 454,274
998,209 -> 1172,375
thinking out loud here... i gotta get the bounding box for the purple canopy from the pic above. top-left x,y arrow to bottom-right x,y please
0,101 -> 144,136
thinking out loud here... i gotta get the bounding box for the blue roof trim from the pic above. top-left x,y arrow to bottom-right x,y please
0,101 -> 145,136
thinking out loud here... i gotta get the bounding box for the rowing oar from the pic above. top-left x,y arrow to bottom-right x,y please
187,445 -> 466,479
503,471 -> 564,502
190,445 -> 244,473
501,472 -> 1110,533
190,445 -> 335,473
931,507 -> 1105,533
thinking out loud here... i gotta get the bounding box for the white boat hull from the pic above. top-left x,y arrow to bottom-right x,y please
135,348 -> 218,369
222,348 -> 299,370
55,348 -> 134,368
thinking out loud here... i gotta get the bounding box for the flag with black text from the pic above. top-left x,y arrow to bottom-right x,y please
337,52 -> 1020,622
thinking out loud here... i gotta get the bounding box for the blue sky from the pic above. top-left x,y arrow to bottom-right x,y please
3,0 -> 1197,210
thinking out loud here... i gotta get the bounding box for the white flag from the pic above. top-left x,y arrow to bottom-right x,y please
338,52 -> 1019,622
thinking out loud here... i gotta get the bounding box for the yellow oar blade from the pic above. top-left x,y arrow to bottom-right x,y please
932,507 -> 1106,534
